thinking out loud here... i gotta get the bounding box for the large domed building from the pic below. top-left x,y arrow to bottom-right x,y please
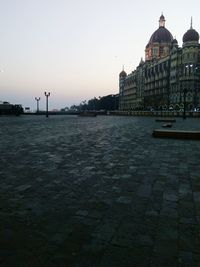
119,15 -> 200,112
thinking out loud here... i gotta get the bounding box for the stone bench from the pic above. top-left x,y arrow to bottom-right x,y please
162,123 -> 172,128
155,119 -> 176,122
152,129 -> 200,139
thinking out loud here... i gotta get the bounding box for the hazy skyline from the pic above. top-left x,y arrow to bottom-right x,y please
1,0 -> 200,111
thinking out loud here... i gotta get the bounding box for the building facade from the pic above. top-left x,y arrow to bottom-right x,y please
119,15 -> 200,111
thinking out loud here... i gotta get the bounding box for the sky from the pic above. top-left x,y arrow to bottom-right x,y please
0,0 -> 200,111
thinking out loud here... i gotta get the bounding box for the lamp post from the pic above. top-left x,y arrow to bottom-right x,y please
35,97 -> 40,113
44,92 -> 50,118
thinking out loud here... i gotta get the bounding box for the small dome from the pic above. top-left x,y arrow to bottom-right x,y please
183,28 -> 199,43
148,27 -> 173,44
119,70 -> 127,77
172,38 -> 178,44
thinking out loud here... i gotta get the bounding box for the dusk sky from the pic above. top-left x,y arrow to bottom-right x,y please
0,0 -> 200,111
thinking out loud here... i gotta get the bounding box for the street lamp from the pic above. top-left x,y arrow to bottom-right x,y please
35,97 -> 40,113
44,92 -> 50,118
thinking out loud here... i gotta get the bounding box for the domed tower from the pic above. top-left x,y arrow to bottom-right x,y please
119,67 -> 127,110
119,67 -> 127,95
145,14 -> 173,61
181,18 -> 200,111
119,68 -> 127,79
183,18 -> 199,46
182,18 -> 199,64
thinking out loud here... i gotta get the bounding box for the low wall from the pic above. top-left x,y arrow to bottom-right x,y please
109,110 -> 200,118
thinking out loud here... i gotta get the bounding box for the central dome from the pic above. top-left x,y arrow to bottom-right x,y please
145,14 -> 174,61
148,27 -> 173,44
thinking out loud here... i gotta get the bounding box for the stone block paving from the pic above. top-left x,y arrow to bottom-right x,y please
0,115 -> 200,266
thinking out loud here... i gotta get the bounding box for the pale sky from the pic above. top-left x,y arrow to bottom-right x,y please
0,0 -> 200,110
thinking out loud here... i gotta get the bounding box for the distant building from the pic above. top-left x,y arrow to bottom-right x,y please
0,101 -> 23,115
119,15 -> 200,111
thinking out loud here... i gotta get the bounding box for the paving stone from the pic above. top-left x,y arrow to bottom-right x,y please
179,224 -> 200,253
112,186 -> 121,193
15,184 -> 32,192
121,174 -> 132,179
75,210 -> 89,217
157,225 -> 178,241
163,192 -> 178,202
137,184 -> 152,198
100,245 -> 151,267
179,251 -> 193,265
116,196 -> 132,204
193,192 -> 200,203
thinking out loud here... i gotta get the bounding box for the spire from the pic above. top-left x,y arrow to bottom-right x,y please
159,13 -> 165,27
139,57 -> 144,65
119,65 -> 127,77
190,17 -> 193,29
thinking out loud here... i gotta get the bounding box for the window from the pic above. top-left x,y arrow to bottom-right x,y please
160,46 -> 164,54
152,48 -> 158,56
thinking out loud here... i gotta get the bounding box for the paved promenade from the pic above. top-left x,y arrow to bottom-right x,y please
0,115 -> 200,267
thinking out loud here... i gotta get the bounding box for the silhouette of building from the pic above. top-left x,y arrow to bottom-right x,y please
0,101 -> 23,115
119,15 -> 200,111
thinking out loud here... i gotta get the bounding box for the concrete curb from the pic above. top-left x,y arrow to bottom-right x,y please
152,129 -> 200,139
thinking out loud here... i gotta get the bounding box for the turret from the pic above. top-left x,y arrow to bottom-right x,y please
182,17 -> 199,45
159,14 -> 165,27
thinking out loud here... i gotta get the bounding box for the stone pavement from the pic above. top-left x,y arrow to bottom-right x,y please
0,115 -> 200,267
